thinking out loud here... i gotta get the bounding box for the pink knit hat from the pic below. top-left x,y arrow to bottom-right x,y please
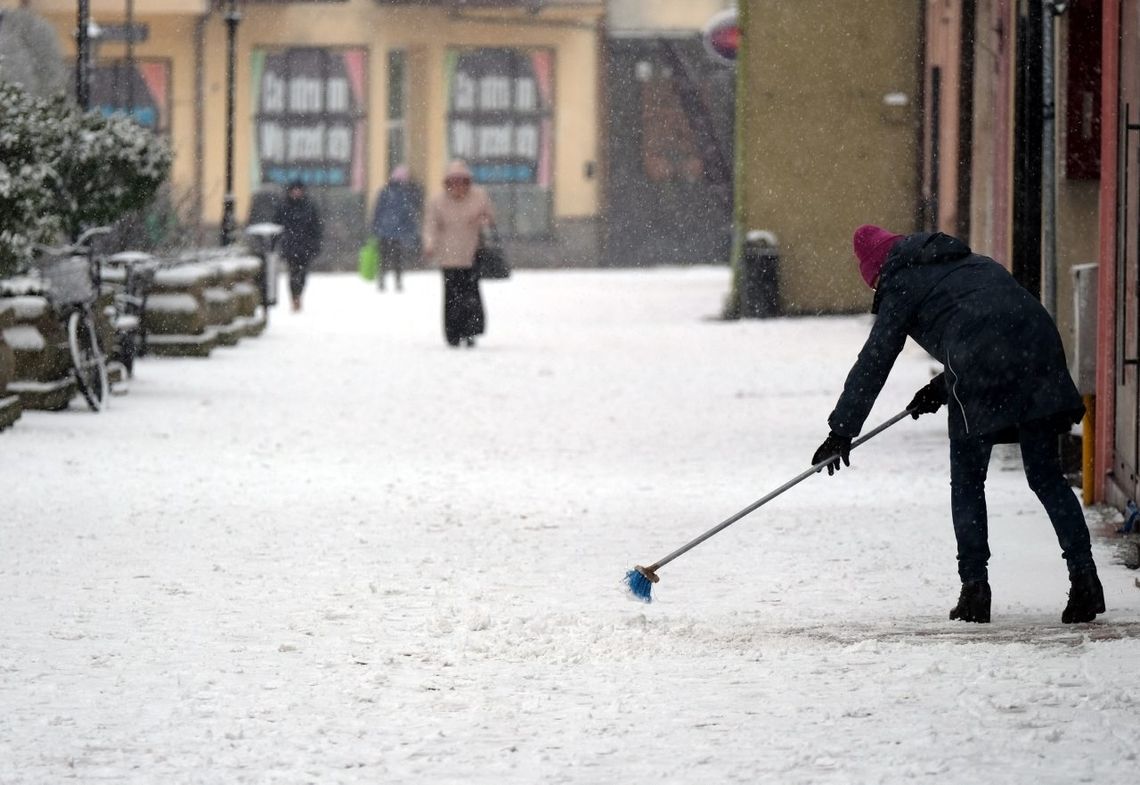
853,225 -> 904,288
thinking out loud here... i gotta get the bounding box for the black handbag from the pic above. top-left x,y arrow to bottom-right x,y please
474,224 -> 510,279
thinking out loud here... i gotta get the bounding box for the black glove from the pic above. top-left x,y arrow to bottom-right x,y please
812,432 -> 852,476
908,373 -> 947,419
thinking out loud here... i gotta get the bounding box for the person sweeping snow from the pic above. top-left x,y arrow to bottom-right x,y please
812,225 -> 1104,624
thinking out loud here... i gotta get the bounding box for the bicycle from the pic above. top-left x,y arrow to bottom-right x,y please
100,251 -> 160,380
30,227 -> 113,411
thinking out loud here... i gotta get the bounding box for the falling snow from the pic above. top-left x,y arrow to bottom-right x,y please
2,268 -> 1138,784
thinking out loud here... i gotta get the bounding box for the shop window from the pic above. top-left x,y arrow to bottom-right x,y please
251,46 -> 368,191
446,48 -> 554,239
636,61 -> 704,185
90,59 -> 171,133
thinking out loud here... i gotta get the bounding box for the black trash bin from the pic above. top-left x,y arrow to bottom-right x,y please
244,223 -> 283,320
740,230 -> 779,318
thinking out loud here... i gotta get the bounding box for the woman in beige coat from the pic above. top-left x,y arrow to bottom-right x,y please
423,160 -> 495,347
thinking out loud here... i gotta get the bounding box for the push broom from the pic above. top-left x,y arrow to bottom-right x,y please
624,409 -> 912,602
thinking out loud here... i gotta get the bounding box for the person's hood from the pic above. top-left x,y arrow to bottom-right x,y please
870,232 -> 973,314
889,231 -> 972,268
444,159 -> 472,181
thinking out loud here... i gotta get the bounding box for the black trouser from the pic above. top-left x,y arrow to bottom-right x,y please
378,238 -> 412,289
950,419 -> 1095,582
442,268 -> 484,345
285,258 -> 309,299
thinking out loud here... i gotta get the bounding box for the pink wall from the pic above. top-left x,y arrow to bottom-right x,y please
992,0 -> 1013,264
1096,0 -> 1121,502
966,0 -> 1014,264
924,0 -> 963,233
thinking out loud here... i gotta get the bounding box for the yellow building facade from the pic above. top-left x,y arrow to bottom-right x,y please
9,0 -> 604,264
737,0 -> 922,314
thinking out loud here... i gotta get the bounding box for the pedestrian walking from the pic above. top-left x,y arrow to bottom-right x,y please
272,180 -> 323,312
812,225 -> 1104,624
371,164 -> 423,292
422,160 -> 494,347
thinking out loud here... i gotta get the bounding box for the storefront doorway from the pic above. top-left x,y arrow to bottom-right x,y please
601,36 -> 733,268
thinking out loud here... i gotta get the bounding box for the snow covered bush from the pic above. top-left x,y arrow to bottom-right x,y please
0,83 -> 63,278
50,101 -> 173,241
0,81 -> 172,278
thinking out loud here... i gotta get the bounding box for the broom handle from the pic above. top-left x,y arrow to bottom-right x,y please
646,409 -> 912,572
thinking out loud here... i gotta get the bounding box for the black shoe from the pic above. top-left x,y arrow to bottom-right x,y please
1062,571 -> 1105,624
949,580 -> 991,623
464,337 -> 476,348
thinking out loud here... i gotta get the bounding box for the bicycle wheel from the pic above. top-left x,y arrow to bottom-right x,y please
67,310 -> 109,412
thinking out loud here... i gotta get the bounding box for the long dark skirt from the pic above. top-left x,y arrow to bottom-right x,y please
442,268 -> 485,345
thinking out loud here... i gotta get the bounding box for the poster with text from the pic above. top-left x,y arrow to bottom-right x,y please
252,47 -> 368,190
446,48 -> 553,187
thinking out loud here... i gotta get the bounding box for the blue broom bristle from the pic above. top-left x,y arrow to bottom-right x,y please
625,568 -> 654,603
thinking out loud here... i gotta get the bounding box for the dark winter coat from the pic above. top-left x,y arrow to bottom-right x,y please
273,195 -> 323,265
371,181 -> 422,243
828,232 -> 1084,442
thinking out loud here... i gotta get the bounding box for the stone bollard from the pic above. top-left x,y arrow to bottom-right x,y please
219,254 -> 265,337
199,260 -> 242,348
0,300 -> 25,430
0,281 -> 78,410
143,261 -> 218,358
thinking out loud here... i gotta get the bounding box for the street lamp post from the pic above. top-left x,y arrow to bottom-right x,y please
125,0 -> 135,117
220,0 -> 242,246
76,0 -> 91,109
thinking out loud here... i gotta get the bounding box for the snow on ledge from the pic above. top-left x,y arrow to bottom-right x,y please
1,325 -> 46,353
146,293 -> 201,314
1,296 -> 51,321
203,288 -> 234,304
0,277 -> 48,297
147,327 -> 219,345
7,378 -> 72,393
153,264 -> 213,288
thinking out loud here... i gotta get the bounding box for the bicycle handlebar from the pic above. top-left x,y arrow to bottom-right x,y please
75,226 -> 113,247
33,226 -> 113,258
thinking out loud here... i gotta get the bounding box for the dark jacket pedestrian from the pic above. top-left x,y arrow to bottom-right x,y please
273,181 -> 323,311
812,225 -> 1103,625
371,165 -> 422,292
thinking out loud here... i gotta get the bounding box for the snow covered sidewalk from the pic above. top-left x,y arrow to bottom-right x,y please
2,267 -> 1138,784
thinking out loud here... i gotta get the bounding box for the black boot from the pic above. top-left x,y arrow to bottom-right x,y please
1061,570 -> 1105,624
949,580 -> 991,623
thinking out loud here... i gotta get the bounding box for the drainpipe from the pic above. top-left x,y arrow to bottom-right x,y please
725,0 -> 749,319
914,0 -> 927,231
1094,0 -> 1122,504
1041,0 -> 1069,319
